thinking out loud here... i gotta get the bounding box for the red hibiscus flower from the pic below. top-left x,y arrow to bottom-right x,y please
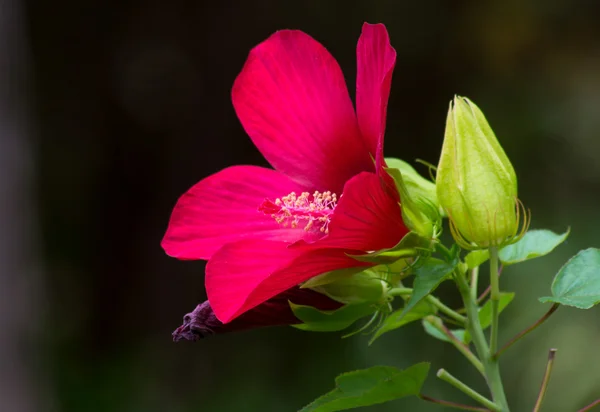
162,23 -> 408,328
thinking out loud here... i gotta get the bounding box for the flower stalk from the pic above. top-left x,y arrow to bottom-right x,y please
455,269 -> 510,411
489,247 -> 500,355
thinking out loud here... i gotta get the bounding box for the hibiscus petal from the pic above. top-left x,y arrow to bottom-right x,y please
322,172 -> 408,251
356,23 -> 396,171
232,30 -> 374,194
161,165 -> 314,260
206,239 -> 370,323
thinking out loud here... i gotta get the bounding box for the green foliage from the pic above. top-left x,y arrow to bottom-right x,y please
384,157 -> 442,216
385,167 -> 441,239
422,292 -> 514,344
478,292 -> 515,329
499,229 -> 570,265
422,318 -> 467,343
348,232 -> 426,264
400,258 -> 458,318
290,302 -> 378,332
369,300 -> 437,344
464,229 -> 569,267
299,363 -> 430,412
539,248 -> 600,309
310,270 -> 387,305
465,249 -> 490,269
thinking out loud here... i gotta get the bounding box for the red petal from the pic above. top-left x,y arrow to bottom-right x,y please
205,239 -> 370,323
356,23 -> 396,172
321,172 -> 408,251
232,30 -> 374,194
161,165 -> 315,260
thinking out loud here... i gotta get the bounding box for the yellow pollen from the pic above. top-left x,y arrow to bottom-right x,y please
258,190 -> 338,234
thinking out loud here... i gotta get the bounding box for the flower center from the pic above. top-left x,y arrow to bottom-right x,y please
259,191 -> 338,233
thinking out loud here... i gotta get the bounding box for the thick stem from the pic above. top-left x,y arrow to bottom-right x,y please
494,303 -> 560,359
420,394 -> 492,411
437,369 -> 501,412
532,349 -> 557,412
489,247 -> 500,355
477,265 -> 504,305
456,271 -> 510,411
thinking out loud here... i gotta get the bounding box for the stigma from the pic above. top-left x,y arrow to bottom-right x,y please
259,191 -> 338,233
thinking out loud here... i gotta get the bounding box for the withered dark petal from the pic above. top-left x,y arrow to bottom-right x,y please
172,287 -> 341,341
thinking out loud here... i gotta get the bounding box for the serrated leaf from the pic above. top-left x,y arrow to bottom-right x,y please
421,318 -> 467,344
299,363 -> 430,412
369,300 -> 437,344
539,248 -> 600,309
290,302 -> 377,332
499,229 -> 570,265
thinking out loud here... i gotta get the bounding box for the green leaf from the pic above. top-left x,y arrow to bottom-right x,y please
478,292 -> 515,329
463,229 -> 570,268
369,300 -> 437,344
302,267 -> 369,288
499,229 -> 570,265
421,318 -> 467,344
349,231 -> 428,264
299,363 -> 430,412
465,249 -> 490,269
456,292 -> 515,343
539,248 -> 600,309
290,302 -> 377,332
394,258 -> 458,323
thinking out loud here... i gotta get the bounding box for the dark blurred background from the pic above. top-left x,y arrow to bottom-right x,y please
2,0 -> 600,411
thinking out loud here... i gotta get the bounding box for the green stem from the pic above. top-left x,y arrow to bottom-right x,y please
387,287 -> 412,297
387,287 -> 466,326
489,247 -> 500,355
494,303 -> 560,359
426,295 -> 467,325
470,266 -> 480,301
437,369 -> 501,412
420,394 -> 492,411
456,270 -> 510,411
477,264 -> 503,305
532,349 -> 557,412
425,316 -> 484,375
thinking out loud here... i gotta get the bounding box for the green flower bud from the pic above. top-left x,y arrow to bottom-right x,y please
436,96 -> 527,248
385,162 -> 442,240
308,270 -> 387,305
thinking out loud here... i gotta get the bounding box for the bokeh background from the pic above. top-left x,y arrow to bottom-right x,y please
3,0 -> 600,411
